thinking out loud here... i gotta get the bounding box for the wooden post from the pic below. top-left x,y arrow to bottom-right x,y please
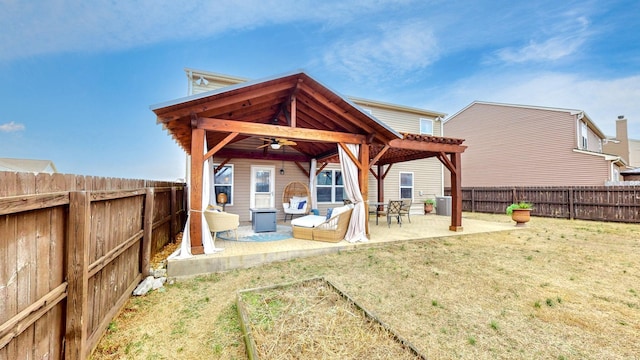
471,188 -> 475,212
449,153 -> 463,231
65,191 -> 90,360
170,186 -> 177,240
141,188 -> 154,276
189,128 -> 205,255
568,187 -> 574,220
360,144 -> 369,236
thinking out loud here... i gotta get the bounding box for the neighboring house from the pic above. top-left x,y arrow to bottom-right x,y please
603,115 -> 640,168
443,101 -> 625,187
185,68 -> 447,219
0,157 -> 57,174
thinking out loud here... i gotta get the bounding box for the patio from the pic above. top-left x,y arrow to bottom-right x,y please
167,213 -> 516,278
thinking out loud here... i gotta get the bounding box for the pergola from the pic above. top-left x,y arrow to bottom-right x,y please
151,71 -> 466,254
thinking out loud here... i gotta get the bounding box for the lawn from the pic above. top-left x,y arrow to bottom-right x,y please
92,213 -> 640,359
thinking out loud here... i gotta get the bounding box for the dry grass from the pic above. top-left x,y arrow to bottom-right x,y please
238,278 -> 424,359
92,213 -> 640,359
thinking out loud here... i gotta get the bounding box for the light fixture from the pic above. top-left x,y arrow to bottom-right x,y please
195,76 -> 209,86
270,142 -> 281,150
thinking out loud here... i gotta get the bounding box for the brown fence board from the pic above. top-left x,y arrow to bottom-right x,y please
446,186 -> 640,223
1,171 -> 185,359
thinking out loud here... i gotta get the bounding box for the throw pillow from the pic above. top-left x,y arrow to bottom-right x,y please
297,200 -> 306,210
325,208 -> 333,220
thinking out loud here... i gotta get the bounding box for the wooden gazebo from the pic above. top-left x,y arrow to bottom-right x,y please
151,71 -> 466,254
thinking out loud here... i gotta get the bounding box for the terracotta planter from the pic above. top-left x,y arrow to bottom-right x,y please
424,203 -> 434,214
511,208 -> 531,226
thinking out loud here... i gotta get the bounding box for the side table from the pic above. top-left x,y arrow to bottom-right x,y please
250,208 -> 277,232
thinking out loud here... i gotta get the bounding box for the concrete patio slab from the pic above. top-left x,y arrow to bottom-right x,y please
167,214 -> 517,279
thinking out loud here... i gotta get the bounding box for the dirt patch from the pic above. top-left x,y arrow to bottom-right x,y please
91,214 -> 640,359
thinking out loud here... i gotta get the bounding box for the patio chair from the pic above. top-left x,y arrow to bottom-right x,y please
292,207 -> 353,242
282,181 -> 311,222
399,199 -> 412,223
384,200 -> 403,227
204,205 -> 239,242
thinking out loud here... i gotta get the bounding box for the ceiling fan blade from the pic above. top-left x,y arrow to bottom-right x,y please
260,138 -> 272,142
282,140 -> 297,146
257,143 -> 270,149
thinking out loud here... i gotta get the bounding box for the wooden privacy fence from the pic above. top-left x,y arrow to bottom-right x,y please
445,186 -> 640,223
0,172 -> 186,359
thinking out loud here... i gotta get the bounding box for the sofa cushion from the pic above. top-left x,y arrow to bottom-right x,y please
291,215 -> 327,228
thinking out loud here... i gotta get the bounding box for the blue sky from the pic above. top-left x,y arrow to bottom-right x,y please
1,0 -> 639,181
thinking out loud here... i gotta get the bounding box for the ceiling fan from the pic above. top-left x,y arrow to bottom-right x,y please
257,138 -> 297,150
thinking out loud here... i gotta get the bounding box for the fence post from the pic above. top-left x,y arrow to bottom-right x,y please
471,188 -> 475,212
142,188 -> 155,276
170,187 -> 177,240
568,187 -> 574,220
65,191 -> 90,360
512,188 -> 517,203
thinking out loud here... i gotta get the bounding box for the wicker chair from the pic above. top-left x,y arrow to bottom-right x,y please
292,208 -> 353,243
203,205 -> 239,242
282,181 -> 311,221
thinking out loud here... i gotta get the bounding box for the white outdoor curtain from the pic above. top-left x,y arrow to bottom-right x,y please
309,158 -> 318,210
338,143 -> 369,243
169,143 -> 222,260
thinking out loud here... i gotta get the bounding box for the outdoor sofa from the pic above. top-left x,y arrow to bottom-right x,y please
291,204 -> 354,243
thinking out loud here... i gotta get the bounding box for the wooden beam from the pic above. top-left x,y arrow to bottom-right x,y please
189,128 -> 205,255
214,158 -> 231,174
381,163 -> 393,180
315,162 -> 328,176
369,167 -> 379,180
436,152 -> 457,175
370,144 -> 390,167
338,142 -> 363,171
213,149 -> 310,162
291,95 -> 297,128
449,152 -> 463,232
360,144 -> 370,236
204,132 -> 239,160
389,138 -> 467,153
198,117 -> 366,144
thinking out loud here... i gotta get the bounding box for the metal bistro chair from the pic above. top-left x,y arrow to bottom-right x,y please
399,198 -> 412,223
385,200 -> 403,227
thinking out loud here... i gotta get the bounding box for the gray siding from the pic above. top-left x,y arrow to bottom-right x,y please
444,103 -> 613,186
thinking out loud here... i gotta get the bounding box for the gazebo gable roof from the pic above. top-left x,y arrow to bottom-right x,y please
151,70 -> 402,160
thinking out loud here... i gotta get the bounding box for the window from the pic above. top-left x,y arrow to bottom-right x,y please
316,169 -> 344,203
213,164 -> 234,205
420,118 -> 433,135
580,121 -> 588,149
399,172 -> 413,199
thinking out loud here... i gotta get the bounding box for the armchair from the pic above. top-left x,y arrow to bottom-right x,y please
204,205 -> 239,241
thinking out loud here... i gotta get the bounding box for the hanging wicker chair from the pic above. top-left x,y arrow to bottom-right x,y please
282,181 -> 311,221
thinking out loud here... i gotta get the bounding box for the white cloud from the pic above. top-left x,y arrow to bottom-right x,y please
0,121 -> 25,132
431,72 -> 640,139
492,13 -> 592,64
323,21 -> 439,82
0,0 -> 415,61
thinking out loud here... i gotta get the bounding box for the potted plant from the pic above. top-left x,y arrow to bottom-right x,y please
506,201 -> 533,226
423,199 -> 435,214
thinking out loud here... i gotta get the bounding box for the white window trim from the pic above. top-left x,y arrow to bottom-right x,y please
420,118 -> 434,135
580,121 -> 589,149
399,171 -> 414,200
213,163 -> 234,206
317,169 -> 344,204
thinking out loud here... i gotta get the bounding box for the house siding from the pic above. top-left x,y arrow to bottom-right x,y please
444,103 -> 612,187
629,139 -> 640,167
356,102 -> 444,212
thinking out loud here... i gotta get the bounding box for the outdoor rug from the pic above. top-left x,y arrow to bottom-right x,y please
217,225 -> 293,242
